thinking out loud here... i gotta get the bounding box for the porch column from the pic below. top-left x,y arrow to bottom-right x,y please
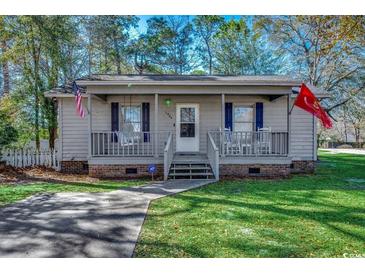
88,94 -> 92,159
221,93 -> 225,157
154,93 -> 159,158
287,94 -> 291,156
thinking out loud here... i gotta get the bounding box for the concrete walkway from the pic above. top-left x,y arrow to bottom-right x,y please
0,180 -> 214,258
320,148 -> 365,155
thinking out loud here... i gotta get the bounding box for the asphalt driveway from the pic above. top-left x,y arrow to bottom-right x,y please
0,180 -> 214,257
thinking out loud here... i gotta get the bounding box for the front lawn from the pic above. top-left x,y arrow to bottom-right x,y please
0,180 -> 146,207
135,152 -> 365,258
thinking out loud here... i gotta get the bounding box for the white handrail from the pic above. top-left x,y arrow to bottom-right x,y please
207,132 -> 219,180
209,131 -> 288,157
163,132 -> 173,180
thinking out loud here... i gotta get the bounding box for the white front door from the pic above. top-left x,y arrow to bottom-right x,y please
176,104 -> 199,152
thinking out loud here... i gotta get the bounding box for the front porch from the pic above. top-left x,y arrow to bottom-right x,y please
86,90 -> 292,180
89,130 -> 289,180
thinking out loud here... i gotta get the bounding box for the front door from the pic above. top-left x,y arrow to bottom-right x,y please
176,104 -> 199,152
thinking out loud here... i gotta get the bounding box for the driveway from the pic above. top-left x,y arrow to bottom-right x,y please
0,180 -> 214,257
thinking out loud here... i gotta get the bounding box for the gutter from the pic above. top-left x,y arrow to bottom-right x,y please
76,80 -> 302,87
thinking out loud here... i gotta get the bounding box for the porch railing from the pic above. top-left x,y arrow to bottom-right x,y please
209,131 -> 288,157
207,132 -> 219,180
91,131 -> 170,157
163,132 -> 174,180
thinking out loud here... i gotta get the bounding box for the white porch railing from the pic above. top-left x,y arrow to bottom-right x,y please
163,132 -> 174,180
91,131 -> 171,157
1,149 -> 59,169
207,132 -> 219,180
209,131 -> 288,156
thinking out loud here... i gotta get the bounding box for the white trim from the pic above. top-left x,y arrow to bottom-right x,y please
88,89 -> 292,95
76,80 -> 301,87
154,94 -> 159,158
46,89 -> 293,98
88,94 -> 92,159
58,99 -> 63,164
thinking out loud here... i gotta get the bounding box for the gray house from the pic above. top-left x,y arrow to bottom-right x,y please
45,74 -> 327,180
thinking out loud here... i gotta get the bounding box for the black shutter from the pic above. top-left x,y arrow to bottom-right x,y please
225,102 -> 233,131
142,102 -> 150,142
111,102 -> 119,142
255,102 -> 263,131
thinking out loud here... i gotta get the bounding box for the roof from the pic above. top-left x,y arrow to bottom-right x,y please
44,74 -> 329,98
76,74 -> 302,86
292,83 -> 329,98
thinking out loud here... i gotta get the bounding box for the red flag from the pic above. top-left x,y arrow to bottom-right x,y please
294,83 -> 332,129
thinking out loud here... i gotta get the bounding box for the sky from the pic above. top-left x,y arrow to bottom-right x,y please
130,15 -> 247,37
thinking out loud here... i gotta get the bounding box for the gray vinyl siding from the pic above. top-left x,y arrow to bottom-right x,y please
61,98 -> 88,160
289,103 -> 315,160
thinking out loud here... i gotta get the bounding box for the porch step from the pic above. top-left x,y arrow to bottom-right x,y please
168,154 -> 215,180
172,166 -> 211,170
172,160 -> 210,165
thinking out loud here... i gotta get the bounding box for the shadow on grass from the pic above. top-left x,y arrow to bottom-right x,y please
150,191 -> 365,242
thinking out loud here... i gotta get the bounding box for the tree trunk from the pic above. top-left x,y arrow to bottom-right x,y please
35,91 -> 40,150
49,118 -> 57,150
113,36 -> 122,75
354,126 -> 361,148
207,46 -> 212,75
1,39 -> 10,95
48,99 -> 57,150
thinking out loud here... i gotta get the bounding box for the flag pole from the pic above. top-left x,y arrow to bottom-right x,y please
288,101 -> 296,115
289,83 -> 303,115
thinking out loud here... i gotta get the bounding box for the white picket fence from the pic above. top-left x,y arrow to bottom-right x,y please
1,149 -> 59,170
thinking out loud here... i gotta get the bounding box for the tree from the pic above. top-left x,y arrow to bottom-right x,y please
193,15 -> 224,75
0,97 -> 18,152
144,16 -> 197,74
7,16 -> 79,150
0,16 -> 11,96
212,18 -> 282,75
256,16 -> 365,117
345,98 -> 365,147
84,16 -> 138,74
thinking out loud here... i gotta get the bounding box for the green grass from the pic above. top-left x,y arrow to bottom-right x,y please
0,180 -> 146,207
135,152 -> 365,258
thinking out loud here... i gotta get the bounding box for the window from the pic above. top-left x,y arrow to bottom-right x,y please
180,107 -> 195,137
234,106 -> 253,132
121,105 -> 141,133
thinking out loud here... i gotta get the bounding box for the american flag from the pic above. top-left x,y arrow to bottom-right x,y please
72,81 -> 85,118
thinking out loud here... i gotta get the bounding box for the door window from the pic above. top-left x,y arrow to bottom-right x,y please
180,107 -> 195,137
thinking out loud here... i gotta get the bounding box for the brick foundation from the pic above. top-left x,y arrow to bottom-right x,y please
220,164 -> 290,179
291,160 -> 315,174
89,164 -> 163,179
60,161 -> 89,174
